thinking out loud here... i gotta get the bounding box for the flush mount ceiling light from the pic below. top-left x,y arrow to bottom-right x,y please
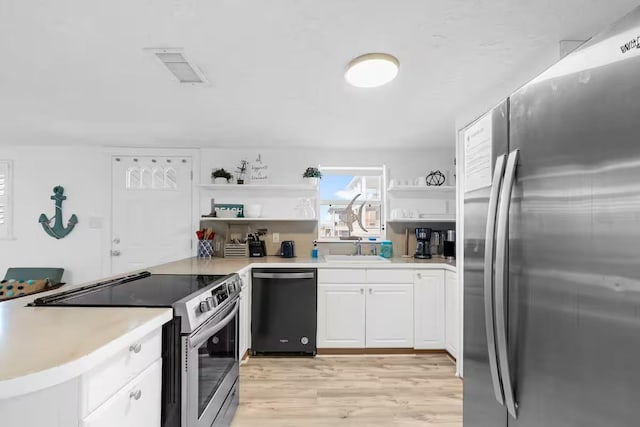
345,53 -> 399,88
144,48 -> 209,84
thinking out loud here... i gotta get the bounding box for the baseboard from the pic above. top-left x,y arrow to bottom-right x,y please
317,348 -> 449,355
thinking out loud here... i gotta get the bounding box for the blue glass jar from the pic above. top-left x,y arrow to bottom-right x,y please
380,240 -> 393,259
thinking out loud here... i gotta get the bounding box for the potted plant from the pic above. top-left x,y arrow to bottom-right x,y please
236,160 -> 248,185
302,167 -> 322,185
212,168 -> 232,184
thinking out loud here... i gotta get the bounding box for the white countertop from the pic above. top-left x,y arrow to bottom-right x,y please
0,304 -> 171,399
149,255 -> 457,275
0,255 -> 455,399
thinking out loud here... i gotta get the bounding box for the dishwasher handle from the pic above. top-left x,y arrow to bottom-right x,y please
253,272 -> 315,280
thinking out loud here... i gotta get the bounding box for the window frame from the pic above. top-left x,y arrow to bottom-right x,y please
0,160 -> 14,240
316,165 -> 387,242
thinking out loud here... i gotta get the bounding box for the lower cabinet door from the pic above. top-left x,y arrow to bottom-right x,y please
82,359 -> 162,427
414,270 -> 445,349
445,271 -> 459,358
317,284 -> 366,348
366,284 -> 414,348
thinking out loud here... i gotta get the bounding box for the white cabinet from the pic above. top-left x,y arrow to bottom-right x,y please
317,284 -> 366,348
317,268 -> 413,349
414,270 -> 445,349
239,269 -> 251,359
81,329 -> 162,415
365,284 -> 414,348
445,270 -> 459,358
82,360 -> 162,427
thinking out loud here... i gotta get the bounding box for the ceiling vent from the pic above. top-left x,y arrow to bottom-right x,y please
145,48 -> 209,84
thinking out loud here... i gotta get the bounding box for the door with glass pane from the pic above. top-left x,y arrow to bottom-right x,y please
111,155 -> 192,274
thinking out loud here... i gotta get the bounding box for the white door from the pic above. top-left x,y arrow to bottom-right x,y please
365,283 -> 414,348
414,270 -> 445,349
317,284 -> 366,348
445,270 -> 459,358
111,156 -> 192,275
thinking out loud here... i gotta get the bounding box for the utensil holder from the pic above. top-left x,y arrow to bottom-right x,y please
198,240 -> 214,258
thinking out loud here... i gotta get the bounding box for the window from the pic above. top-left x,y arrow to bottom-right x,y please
0,161 -> 13,239
318,166 -> 387,240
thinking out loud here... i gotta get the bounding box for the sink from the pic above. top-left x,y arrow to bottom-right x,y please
324,255 -> 390,263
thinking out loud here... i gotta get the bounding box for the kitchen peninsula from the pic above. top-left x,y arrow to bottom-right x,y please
0,255 -> 457,427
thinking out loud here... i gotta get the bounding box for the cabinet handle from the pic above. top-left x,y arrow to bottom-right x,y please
129,343 -> 142,353
360,288 -> 364,295
129,390 -> 142,400
368,288 -> 373,295
417,273 -> 422,279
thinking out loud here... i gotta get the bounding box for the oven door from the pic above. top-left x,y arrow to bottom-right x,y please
183,298 -> 239,427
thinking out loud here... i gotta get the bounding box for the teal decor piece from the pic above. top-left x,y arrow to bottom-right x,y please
38,186 -> 78,239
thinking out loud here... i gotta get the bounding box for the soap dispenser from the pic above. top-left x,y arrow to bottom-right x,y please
311,240 -> 319,258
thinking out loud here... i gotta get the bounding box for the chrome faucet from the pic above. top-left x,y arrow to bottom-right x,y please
354,238 -> 362,256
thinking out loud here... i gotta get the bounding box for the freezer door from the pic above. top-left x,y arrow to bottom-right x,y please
463,100 -> 509,427
508,8 -> 640,427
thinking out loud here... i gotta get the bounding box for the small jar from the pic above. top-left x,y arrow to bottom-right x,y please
380,241 -> 393,259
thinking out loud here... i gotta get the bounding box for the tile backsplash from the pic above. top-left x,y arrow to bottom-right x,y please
204,220 -> 455,258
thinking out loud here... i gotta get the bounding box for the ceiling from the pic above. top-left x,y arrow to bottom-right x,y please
0,0 -> 638,150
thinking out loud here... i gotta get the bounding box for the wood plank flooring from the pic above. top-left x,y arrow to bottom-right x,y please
232,354 -> 462,426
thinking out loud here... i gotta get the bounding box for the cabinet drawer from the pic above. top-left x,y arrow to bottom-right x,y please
82,359 -> 162,427
82,329 -> 162,416
365,269 -> 413,284
318,269 -> 366,284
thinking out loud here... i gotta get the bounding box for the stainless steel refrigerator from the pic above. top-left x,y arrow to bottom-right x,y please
463,6 -> 640,427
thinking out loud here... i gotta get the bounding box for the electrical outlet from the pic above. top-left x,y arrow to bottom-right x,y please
272,232 -> 280,243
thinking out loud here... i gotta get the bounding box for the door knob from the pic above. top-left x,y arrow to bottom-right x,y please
111,250 -> 121,256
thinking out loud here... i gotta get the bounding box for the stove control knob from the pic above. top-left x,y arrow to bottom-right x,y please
206,296 -> 216,308
199,300 -> 211,314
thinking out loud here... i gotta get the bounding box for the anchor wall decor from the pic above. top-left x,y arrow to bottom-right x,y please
39,186 -> 78,239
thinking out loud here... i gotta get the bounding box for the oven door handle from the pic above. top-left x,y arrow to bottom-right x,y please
189,300 -> 240,349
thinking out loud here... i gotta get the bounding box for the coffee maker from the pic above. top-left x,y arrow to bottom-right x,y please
414,228 -> 432,259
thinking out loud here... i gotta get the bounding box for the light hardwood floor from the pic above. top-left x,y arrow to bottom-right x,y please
232,354 -> 462,426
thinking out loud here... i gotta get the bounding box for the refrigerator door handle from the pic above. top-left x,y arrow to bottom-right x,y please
484,153 -> 507,406
495,149 -> 520,419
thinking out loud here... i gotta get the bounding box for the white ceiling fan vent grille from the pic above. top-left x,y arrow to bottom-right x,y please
145,48 -> 209,84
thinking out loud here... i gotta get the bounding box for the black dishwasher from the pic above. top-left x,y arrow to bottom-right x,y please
251,268 -> 317,356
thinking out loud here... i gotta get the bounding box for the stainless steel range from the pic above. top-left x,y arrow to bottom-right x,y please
32,271 -> 242,427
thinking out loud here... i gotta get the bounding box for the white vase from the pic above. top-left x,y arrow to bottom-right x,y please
214,177 -> 228,184
303,177 -> 319,186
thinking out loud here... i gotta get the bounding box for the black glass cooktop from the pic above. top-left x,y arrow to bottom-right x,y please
32,273 -> 226,307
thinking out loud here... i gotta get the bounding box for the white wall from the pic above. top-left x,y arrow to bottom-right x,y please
0,145 -> 455,285
0,146 -> 108,284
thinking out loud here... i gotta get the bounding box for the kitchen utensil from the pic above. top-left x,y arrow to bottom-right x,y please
279,241 -> 295,258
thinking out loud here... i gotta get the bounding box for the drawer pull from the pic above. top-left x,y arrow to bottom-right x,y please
129,390 -> 142,400
129,343 -> 142,353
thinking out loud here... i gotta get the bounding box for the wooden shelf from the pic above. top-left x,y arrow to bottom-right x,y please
199,183 -> 318,191
387,185 -> 456,193
200,217 -> 317,223
387,217 -> 456,223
